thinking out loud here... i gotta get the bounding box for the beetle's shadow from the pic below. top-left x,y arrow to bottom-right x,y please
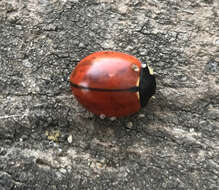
63,90 -> 181,170
76,96 -> 168,160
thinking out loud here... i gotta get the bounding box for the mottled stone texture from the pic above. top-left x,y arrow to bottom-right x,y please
0,0 -> 219,189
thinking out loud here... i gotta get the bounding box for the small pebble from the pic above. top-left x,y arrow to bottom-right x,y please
181,76 -> 187,82
100,114 -> 106,119
126,122 -> 133,129
96,162 -> 104,169
110,116 -> 116,121
67,134 -> 73,144
215,39 -> 219,46
59,168 -> 67,174
189,128 -> 195,133
138,114 -> 145,118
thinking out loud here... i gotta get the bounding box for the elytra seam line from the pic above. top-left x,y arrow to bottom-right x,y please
70,82 -> 139,92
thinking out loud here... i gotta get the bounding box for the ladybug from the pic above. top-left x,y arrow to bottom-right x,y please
69,51 -> 156,117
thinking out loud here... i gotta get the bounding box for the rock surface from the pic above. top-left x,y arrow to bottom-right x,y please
0,0 -> 219,189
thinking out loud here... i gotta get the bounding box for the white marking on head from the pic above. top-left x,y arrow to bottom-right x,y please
141,63 -> 147,68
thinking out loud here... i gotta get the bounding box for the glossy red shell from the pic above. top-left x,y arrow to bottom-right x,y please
70,51 -> 142,117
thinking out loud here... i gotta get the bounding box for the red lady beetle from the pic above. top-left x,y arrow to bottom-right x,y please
69,51 -> 156,117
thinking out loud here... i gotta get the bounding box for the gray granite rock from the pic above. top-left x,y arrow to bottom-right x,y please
0,0 -> 219,189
